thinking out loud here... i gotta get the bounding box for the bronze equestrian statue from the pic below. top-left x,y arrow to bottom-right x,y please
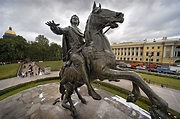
46,2 -> 168,119
46,14 -> 101,100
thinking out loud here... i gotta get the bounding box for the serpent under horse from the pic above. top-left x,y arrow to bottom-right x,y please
56,2 -> 168,119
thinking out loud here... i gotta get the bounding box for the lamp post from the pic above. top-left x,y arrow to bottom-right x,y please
148,54 -> 152,71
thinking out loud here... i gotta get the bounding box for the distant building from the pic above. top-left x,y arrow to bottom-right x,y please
3,27 -> 16,38
111,37 -> 180,65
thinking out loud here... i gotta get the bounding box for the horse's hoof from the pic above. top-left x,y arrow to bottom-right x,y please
127,94 -> 136,102
81,98 -> 87,104
149,105 -> 167,119
89,90 -> 101,100
53,97 -> 60,105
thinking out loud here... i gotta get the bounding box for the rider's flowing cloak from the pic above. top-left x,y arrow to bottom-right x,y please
62,34 -> 70,62
62,26 -> 84,62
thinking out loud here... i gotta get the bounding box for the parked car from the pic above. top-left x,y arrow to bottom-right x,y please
149,68 -> 158,72
116,62 -> 131,68
136,66 -> 146,70
130,63 -> 143,68
156,67 -> 168,73
146,64 -> 161,69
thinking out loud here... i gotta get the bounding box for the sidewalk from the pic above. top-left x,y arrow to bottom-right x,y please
103,80 -> 180,113
0,71 -> 59,90
0,71 -> 180,113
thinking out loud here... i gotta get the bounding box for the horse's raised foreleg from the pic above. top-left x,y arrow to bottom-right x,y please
75,88 -> 87,104
102,67 -> 168,118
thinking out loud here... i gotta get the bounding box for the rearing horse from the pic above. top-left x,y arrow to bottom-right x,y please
58,2 -> 168,119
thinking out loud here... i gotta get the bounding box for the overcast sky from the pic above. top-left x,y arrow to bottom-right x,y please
0,0 -> 180,45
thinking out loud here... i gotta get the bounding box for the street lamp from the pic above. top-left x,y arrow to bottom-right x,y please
148,53 -> 152,71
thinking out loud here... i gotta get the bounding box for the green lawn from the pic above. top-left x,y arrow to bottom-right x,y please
0,63 -> 20,80
37,61 -> 64,71
138,72 -> 180,90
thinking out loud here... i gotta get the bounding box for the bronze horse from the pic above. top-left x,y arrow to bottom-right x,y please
56,2 -> 168,119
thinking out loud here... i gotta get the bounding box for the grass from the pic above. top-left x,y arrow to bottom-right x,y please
37,61 -> 64,71
138,72 -> 180,90
0,63 -> 20,80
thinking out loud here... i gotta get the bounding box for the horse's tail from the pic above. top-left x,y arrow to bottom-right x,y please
60,82 -> 65,100
59,65 -> 66,100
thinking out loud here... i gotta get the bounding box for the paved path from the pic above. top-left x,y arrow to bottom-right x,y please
0,71 -> 59,90
103,80 -> 180,113
0,71 -> 180,113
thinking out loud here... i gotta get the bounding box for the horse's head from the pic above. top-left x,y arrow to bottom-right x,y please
90,2 -> 124,29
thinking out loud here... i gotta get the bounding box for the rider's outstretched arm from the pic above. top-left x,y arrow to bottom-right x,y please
50,26 -> 68,35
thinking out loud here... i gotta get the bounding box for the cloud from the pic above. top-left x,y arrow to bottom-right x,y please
0,0 -> 180,45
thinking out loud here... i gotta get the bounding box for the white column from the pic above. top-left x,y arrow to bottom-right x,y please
138,47 -> 140,56
171,46 -> 174,57
134,47 -> 136,56
130,48 -> 132,56
163,46 -> 166,57
123,48 -> 125,56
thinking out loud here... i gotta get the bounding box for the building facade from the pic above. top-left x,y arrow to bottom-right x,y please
111,38 -> 180,65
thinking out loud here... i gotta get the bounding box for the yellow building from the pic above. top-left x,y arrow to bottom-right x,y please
111,37 -> 180,65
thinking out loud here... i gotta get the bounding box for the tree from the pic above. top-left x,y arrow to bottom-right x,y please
49,42 -> 62,60
35,35 -> 49,46
0,35 -> 28,63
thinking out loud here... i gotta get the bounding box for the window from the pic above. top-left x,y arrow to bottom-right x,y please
157,46 -> 160,49
124,58 -> 126,60
151,59 -> 153,61
140,58 -> 142,61
140,52 -> 143,56
157,52 -> 160,56
136,52 -> 138,56
151,52 -> 154,56
146,58 -> 148,61
152,46 -> 154,49
146,52 -> 149,56
147,47 -> 149,49
131,58 -> 133,60
127,58 -> 129,60
135,58 -> 137,60
156,59 -> 159,62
